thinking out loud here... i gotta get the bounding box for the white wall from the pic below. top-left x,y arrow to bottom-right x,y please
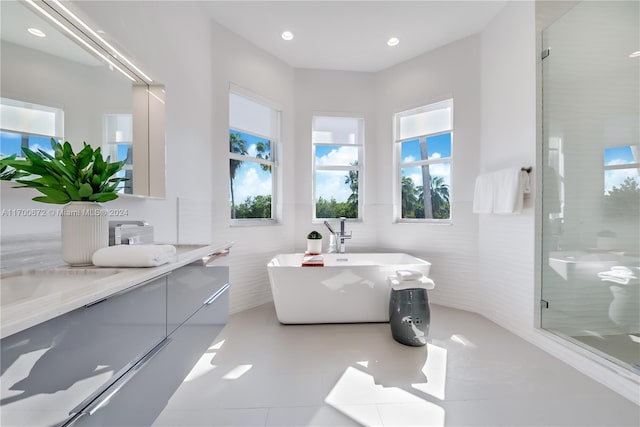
208,21 -> 296,313
1,1 -> 217,245
293,69 -> 377,251
478,0 -> 537,334
0,42 -> 131,148
375,35 -> 482,312
480,0 -> 638,402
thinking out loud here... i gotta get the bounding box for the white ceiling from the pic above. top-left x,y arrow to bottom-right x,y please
0,0 -> 101,66
204,1 -> 507,72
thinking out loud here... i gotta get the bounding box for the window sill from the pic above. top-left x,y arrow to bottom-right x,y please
230,219 -> 280,227
394,219 -> 453,226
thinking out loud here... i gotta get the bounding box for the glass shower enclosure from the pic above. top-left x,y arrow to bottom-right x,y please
541,1 -> 639,372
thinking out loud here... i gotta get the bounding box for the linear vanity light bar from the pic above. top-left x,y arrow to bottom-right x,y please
49,0 -> 153,83
23,0 -> 137,83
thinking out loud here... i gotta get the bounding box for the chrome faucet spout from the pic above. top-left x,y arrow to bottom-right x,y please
323,219 -> 352,253
323,221 -> 336,235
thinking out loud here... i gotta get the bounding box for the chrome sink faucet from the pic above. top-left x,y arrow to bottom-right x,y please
324,217 -> 352,253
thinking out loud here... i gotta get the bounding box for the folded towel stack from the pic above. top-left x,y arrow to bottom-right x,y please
301,255 -> 324,267
396,269 -> 425,281
388,269 -> 435,291
388,275 -> 435,291
473,167 -> 531,214
597,266 -> 638,285
92,244 -> 176,267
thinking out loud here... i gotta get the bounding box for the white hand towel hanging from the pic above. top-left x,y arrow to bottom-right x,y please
492,167 -> 528,214
472,172 -> 494,214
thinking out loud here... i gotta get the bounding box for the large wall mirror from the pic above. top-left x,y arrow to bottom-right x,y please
0,0 -> 165,198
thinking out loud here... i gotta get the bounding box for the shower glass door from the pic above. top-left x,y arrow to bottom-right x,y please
541,0 -> 639,372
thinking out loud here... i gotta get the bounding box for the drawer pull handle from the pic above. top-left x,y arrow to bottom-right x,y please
65,339 -> 170,423
204,283 -> 230,305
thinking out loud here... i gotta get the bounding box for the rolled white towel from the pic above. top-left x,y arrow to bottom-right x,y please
396,269 -> 424,281
93,244 -> 176,267
597,266 -> 638,285
389,276 -> 435,291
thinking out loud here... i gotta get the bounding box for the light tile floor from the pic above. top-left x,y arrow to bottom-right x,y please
153,303 -> 639,426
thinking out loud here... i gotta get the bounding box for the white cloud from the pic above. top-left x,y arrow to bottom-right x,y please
605,168 -> 639,193
403,155 -> 416,163
246,144 -> 258,158
315,170 -> 351,202
429,152 -> 442,160
316,146 -> 357,166
605,158 -> 631,167
232,165 -> 271,202
403,163 -> 451,189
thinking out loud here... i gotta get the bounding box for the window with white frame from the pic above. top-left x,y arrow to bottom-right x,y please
229,89 -> 280,221
603,145 -> 639,216
394,99 -> 453,221
312,116 -> 363,220
0,97 -> 64,158
103,113 -> 133,194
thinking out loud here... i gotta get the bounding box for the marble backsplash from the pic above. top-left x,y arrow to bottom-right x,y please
1,233 -> 65,271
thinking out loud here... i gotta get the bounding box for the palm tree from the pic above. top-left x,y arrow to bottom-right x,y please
344,161 -> 359,217
430,176 -> 450,218
402,176 -> 418,218
419,139 -> 434,219
255,141 -> 272,172
229,132 -> 248,218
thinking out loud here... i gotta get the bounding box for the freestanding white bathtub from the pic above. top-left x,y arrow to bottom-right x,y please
267,253 -> 431,324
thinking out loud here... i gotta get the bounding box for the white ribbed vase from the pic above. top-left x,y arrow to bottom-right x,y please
61,202 -> 109,266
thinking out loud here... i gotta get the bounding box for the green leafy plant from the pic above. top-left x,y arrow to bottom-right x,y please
0,155 -> 29,180
307,230 -> 323,240
6,139 -> 127,204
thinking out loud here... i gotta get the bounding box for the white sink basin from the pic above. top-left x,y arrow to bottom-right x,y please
548,251 -> 639,281
1,268 -> 121,307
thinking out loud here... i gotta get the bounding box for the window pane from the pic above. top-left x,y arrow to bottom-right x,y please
427,133 -> 451,159
398,101 -> 452,140
117,144 -> 132,164
604,168 -> 639,194
104,114 -> 132,143
315,145 -> 358,166
229,159 -> 272,219
400,162 -> 451,219
0,131 -> 22,157
229,92 -> 278,139
230,130 -> 271,161
0,98 -> 63,137
400,139 -> 420,163
312,116 -> 361,144
604,145 -> 637,166
0,131 -> 55,157
315,170 -> 358,218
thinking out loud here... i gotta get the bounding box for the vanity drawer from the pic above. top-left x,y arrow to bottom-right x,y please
64,282 -> 230,426
167,262 -> 229,335
0,275 -> 167,427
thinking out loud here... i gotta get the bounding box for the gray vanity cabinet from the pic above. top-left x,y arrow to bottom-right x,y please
0,274 -> 167,427
167,260 -> 230,335
67,264 -> 230,426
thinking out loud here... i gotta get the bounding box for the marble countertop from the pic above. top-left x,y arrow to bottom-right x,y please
0,240 -> 233,339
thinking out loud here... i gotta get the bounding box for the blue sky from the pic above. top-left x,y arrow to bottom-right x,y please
400,133 -> 452,190
230,130 -> 272,203
314,145 -> 359,202
401,133 -> 451,163
604,145 -> 639,193
0,131 -> 53,157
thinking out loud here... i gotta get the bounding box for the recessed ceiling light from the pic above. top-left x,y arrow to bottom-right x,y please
281,31 -> 294,41
387,37 -> 399,47
629,50 -> 640,58
28,27 -> 46,38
